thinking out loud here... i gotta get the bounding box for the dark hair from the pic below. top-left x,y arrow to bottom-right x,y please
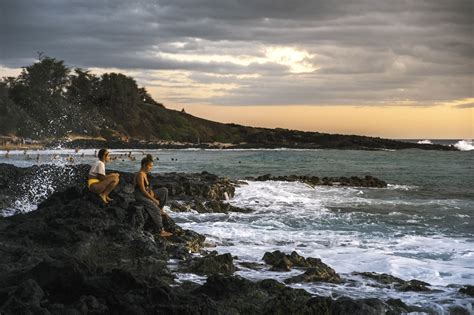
98,148 -> 108,160
141,154 -> 154,168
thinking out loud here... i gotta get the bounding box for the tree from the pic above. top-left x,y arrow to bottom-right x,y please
67,68 -> 100,108
96,73 -> 140,112
138,87 -> 164,107
5,56 -> 71,137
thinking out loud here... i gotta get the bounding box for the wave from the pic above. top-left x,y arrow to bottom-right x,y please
386,184 -> 418,191
417,140 -> 433,145
454,140 -> 474,151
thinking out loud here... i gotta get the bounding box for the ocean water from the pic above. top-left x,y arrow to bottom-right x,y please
1,144 -> 473,313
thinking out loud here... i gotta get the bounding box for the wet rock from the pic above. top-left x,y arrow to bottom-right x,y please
195,275 -> 404,315
262,251 -> 342,284
284,267 -> 342,284
252,173 -> 387,188
331,297 -> 389,315
459,285 -> 474,297
0,164 -> 242,216
397,279 -> 431,292
0,164 -> 426,314
263,250 -> 338,271
0,279 -> 49,315
169,200 -> 191,212
447,305 -> 471,315
182,251 -> 236,276
76,295 -> 109,314
354,272 -> 431,292
238,261 -> 266,270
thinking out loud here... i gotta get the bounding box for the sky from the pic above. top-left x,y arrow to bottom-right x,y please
0,0 -> 472,139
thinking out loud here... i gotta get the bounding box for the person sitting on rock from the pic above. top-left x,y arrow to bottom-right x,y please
88,148 -> 120,204
134,154 -> 172,237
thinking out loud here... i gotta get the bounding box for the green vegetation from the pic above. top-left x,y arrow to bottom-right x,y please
0,56 -> 455,150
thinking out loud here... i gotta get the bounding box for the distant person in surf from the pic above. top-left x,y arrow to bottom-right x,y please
134,154 -> 172,237
88,148 -> 120,204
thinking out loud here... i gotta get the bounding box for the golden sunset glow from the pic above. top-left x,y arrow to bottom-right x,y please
163,103 -> 473,139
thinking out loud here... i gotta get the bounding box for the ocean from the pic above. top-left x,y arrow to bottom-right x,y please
1,141 -> 473,313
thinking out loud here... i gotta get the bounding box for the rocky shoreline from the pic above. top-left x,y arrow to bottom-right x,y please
0,164 -> 472,314
56,138 -> 457,151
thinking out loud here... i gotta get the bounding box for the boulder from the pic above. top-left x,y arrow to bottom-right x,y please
354,272 -> 431,292
182,251 -> 236,276
459,285 -> 474,297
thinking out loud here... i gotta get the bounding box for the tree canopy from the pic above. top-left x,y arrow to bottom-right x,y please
1,56 -> 158,139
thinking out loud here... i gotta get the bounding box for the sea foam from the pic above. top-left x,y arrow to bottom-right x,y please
417,139 -> 433,145
454,140 -> 474,151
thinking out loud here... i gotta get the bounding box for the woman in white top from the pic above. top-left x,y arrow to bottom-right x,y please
88,148 -> 120,204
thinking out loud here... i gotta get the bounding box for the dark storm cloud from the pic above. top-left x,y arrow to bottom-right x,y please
0,0 -> 472,106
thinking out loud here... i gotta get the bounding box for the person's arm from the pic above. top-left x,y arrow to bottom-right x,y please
137,173 -> 160,205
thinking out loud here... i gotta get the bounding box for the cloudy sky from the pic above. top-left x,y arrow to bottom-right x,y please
1,0 -> 472,138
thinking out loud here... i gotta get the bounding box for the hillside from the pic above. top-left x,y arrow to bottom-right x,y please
0,56 -> 455,150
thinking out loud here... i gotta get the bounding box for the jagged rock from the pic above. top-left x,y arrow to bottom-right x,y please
0,164 -> 440,314
239,261 -> 266,270
0,279 -> 48,315
448,305 -> 471,315
182,251 -> 236,276
354,272 -> 431,292
0,164 -> 241,216
262,251 -> 342,284
284,267 -> 342,284
459,285 -> 474,297
253,174 -> 387,188
331,297 -> 389,315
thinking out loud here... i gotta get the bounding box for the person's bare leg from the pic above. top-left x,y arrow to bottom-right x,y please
102,178 -> 119,197
90,176 -> 119,203
90,177 -> 116,194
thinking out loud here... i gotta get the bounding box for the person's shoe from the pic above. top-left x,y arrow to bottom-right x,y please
159,230 -> 173,237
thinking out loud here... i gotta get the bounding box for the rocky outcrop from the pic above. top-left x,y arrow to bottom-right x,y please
0,164 -> 445,314
263,251 -> 342,284
459,285 -> 474,297
250,174 -> 388,188
284,267 -> 342,285
170,199 -> 252,214
193,275 -> 421,315
0,164 -> 241,216
0,177 -> 420,314
353,272 -> 431,292
181,251 -> 236,276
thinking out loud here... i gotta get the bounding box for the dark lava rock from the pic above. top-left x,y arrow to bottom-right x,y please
0,164 -> 429,314
448,305 -> 471,315
284,267 -> 342,284
172,198 -> 253,214
182,251 -> 236,276
194,275 -> 407,315
238,261 -> 266,270
354,272 -> 431,292
252,174 -> 388,188
262,251 -> 342,284
0,163 -> 241,216
459,285 -> 474,297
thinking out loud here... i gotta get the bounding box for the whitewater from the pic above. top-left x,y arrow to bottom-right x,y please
0,145 -> 473,313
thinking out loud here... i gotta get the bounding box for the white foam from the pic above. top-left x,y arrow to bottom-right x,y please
417,140 -> 433,145
170,180 -> 474,312
2,157 -> 80,216
387,184 -> 418,191
454,140 -> 474,151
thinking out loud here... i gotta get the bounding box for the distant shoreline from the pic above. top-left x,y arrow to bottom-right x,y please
0,138 -> 460,151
